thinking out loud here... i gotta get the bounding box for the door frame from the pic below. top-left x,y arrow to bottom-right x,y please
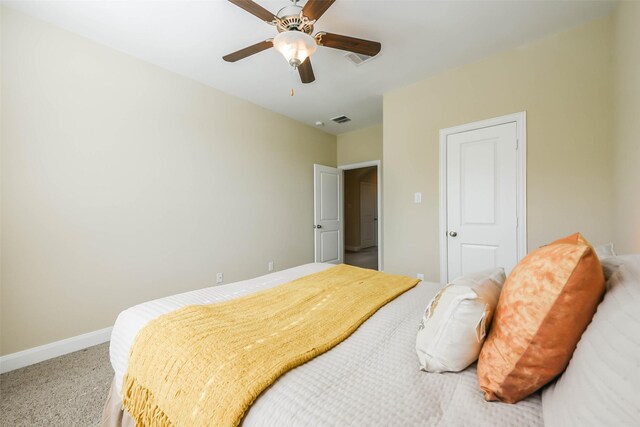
339,160 -> 383,271
438,112 -> 527,284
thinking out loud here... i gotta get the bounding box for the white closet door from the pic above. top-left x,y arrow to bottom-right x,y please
360,181 -> 377,249
446,122 -> 518,280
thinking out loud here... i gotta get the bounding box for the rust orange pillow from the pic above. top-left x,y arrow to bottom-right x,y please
477,232 -> 605,403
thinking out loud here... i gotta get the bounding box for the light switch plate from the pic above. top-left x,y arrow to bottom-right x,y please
414,192 -> 422,203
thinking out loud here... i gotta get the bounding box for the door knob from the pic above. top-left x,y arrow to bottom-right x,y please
448,231 -> 457,237
315,225 -> 322,229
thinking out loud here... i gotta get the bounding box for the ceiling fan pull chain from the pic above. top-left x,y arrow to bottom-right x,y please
289,65 -> 298,96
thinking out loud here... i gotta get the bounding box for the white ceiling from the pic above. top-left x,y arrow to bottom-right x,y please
4,0 -> 615,135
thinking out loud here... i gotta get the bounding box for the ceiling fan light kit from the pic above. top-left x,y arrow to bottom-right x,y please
223,0 -> 381,84
273,31 -> 317,68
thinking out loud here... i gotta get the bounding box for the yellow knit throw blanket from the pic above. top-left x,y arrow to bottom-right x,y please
122,264 -> 419,427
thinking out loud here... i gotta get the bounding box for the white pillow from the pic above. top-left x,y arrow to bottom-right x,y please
601,254 -> 638,283
542,255 -> 640,427
415,268 -> 505,373
594,242 -> 617,259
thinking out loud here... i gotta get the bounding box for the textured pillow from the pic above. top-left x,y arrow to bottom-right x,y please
542,255 -> 640,427
416,268 -> 505,373
477,233 -> 605,403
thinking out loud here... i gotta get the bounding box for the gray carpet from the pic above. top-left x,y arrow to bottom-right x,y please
0,343 -> 113,427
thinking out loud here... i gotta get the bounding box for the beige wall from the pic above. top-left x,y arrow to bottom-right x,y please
0,8 -> 3,348
612,1 -> 640,254
337,124 -> 382,165
384,17 -> 614,281
0,9 -> 336,355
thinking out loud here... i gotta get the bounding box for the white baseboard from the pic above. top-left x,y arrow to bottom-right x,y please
0,327 -> 112,374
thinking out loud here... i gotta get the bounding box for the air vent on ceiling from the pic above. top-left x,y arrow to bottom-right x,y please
331,115 -> 352,124
344,52 -> 374,66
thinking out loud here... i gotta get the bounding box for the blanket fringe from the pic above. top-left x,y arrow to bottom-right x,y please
122,374 -> 173,427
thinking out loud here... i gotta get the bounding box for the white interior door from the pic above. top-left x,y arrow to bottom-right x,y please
314,164 -> 343,264
446,122 -> 519,279
360,181 -> 377,248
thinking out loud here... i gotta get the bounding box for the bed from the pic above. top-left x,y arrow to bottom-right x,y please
103,262 -> 543,426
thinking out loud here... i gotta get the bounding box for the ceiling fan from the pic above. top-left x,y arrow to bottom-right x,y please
223,0 -> 381,84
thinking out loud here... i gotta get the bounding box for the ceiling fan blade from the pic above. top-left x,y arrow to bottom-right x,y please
317,32 -> 381,57
228,0 -> 275,23
223,40 -> 273,62
302,0 -> 336,21
298,58 -> 315,84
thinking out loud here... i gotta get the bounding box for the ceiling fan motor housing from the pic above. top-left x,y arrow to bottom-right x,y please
275,5 -> 315,34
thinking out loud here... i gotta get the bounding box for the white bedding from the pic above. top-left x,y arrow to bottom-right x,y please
110,263 -> 543,426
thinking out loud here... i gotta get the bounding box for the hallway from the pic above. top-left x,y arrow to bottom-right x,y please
344,246 -> 378,271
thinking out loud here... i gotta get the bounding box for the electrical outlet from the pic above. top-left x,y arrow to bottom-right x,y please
417,273 -> 425,281
268,261 -> 274,272
216,272 -> 223,284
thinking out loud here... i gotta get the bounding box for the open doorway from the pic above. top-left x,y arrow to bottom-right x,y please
342,165 -> 378,270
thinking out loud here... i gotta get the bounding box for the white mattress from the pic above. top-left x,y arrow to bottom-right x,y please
110,263 -> 543,426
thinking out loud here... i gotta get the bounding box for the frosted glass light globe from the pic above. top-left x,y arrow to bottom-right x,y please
273,31 -> 317,68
